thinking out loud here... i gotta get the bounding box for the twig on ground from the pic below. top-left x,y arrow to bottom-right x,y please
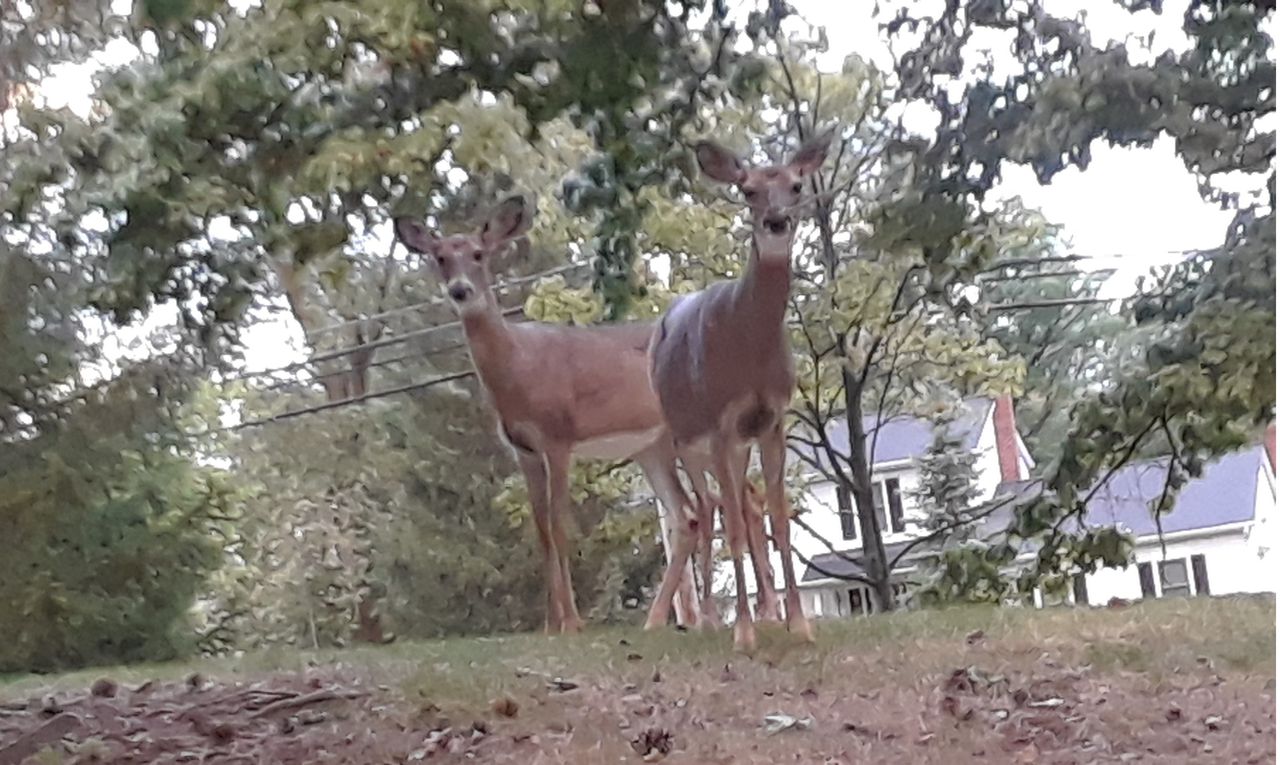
248,689 -> 367,718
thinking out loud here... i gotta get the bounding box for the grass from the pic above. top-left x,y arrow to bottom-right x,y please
4,594 -> 1272,705
2,595 -> 1273,763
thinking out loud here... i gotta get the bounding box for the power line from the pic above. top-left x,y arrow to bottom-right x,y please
308,261 -> 589,337
977,267 -> 1115,284
986,295 -> 1163,311
259,340 -> 470,392
226,370 -> 477,432
220,305 -> 523,386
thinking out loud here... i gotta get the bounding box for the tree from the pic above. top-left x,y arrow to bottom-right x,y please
976,265 -> 1130,464
2,0 -> 771,651
881,0 -> 1275,596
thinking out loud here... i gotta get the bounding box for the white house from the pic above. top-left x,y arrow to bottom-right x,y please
744,397 -> 1277,617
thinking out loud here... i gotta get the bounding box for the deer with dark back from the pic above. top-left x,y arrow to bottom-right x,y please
644,132 -> 832,652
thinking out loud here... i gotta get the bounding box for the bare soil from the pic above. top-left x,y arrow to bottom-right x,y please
1,596 -> 1274,764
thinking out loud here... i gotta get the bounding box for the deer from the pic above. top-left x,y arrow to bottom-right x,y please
394,195 -> 757,634
643,131 -> 832,653
651,461 -> 782,629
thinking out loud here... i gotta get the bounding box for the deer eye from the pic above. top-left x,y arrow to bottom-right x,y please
434,255 -> 445,267
473,251 -> 483,262
792,182 -> 803,193
743,189 -> 758,200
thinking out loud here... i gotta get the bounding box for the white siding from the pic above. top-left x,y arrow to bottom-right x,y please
968,404 -> 1006,499
1080,529 -> 1274,604
1248,463 -> 1277,563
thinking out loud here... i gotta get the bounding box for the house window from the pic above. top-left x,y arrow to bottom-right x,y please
1138,562 -> 1157,598
1191,554 -> 1210,595
885,479 -> 905,533
870,478 -> 905,534
1159,559 -> 1191,597
847,588 -> 866,616
1071,573 -> 1089,606
837,486 -> 857,540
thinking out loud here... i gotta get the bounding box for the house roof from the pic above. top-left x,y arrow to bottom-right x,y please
800,397 -> 994,472
800,444 -> 1271,584
801,538 -> 931,582
1075,444 -> 1267,537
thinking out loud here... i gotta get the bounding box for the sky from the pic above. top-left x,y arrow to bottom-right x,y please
31,0 -> 1261,375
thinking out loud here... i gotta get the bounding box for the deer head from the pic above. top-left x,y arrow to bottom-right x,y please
694,132 -> 832,262
394,195 -> 533,315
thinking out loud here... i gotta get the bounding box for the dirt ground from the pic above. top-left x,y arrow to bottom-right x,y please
1,596 -> 1274,764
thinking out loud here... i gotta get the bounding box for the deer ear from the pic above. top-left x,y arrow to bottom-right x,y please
695,140 -> 747,185
479,195 -> 533,249
790,129 -> 834,176
394,217 -> 439,254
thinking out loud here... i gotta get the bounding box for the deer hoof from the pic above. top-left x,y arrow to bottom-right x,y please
733,621 -> 757,655
788,614 -> 815,643
756,602 -> 783,623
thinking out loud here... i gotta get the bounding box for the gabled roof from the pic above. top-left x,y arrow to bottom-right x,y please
801,444 -> 1271,584
798,397 -> 994,472
1076,444 -> 1267,537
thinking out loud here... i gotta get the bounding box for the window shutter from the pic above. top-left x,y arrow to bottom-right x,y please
837,486 -> 857,540
1138,562 -> 1156,598
1072,573 -> 1089,605
886,478 -> 905,533
1191,554 -> 1210,596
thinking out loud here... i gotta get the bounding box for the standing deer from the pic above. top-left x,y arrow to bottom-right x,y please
394,196 -> 723,633
644,131 -> 832,652
652,460 -> 782,629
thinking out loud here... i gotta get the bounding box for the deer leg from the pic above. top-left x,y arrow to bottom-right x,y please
686,468 -> 722,630
635,447 -> 700,629
712,439 -> 755,654
544,446 -> 583,634
516,451 -> 563,635
760,424 -> 812,642
744,483 -> 782,623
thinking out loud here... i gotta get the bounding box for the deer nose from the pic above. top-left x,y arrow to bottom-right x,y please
762,215 -> 792,235
448,282 -> 473,302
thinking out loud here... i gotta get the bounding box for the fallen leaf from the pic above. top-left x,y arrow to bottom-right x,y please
966,630 -> 985,645
631,726 -> 673,760
1166,706 -> 1183,722
1027,698 -> 1065,709
762,713 -> 814,735
1203,715 -> 1225,731
491,696 -> 520,718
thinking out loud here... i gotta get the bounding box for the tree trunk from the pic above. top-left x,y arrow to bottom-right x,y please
275,255 -> 386,643
842,371 -> 895,612
806,142 -> 895,613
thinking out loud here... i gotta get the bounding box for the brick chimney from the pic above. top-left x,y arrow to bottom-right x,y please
1266,421 -> 1276,473
993,394 -> 1023,482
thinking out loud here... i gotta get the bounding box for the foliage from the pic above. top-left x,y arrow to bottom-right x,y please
0,367 -> 229,672
976,266 -> 1132,464
884,0 -> 1275,598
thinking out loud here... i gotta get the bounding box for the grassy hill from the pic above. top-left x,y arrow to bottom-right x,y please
1,596 -> 1274,763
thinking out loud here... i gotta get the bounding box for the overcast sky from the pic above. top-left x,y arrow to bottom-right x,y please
35,0 -> 1261,374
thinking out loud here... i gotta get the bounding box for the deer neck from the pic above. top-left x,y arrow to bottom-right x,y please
459,293 -> 515,386
732,242 -> 792,333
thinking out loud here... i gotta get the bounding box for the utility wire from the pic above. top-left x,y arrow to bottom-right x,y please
225,370 -> 476,432
259,340 -> 470,392
307,261 -> 588,337
219,305 -> 522,386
